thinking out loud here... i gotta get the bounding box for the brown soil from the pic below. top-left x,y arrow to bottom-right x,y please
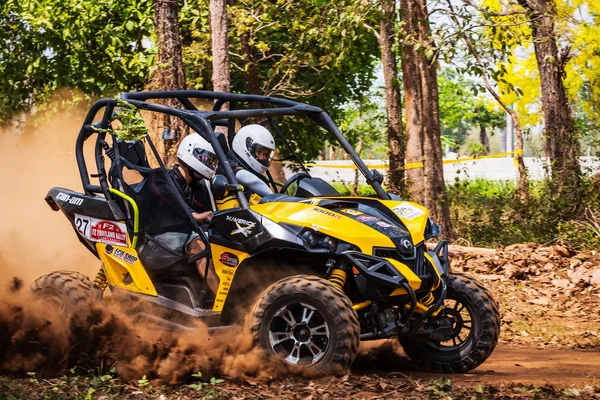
354,342 -> 600,386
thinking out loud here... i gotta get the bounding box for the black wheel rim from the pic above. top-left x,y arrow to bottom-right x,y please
268,302 -> 331,366
426,295 -> 476,352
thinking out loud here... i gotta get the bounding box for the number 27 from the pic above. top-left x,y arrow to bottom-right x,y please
75,217 -> 89,233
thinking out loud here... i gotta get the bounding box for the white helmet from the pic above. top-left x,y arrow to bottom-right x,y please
177,133 -> 218,180
232,124 -> 275,175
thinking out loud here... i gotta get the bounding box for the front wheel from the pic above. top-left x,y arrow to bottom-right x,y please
400,273 -> 500,373
250,275 -> 360,372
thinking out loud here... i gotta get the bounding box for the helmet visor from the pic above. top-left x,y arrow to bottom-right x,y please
192,148 -> 219,171
246,138 -> 274,168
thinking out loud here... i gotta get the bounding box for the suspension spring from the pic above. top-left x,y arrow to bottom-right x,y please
94,265 -> 108,292
328,268 -> 347,290
420,292 -> 435,307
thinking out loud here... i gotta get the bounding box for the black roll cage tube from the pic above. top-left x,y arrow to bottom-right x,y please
75,90 -> 391,238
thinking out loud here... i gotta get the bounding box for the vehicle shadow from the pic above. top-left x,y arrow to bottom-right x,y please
352,340 -> 418,373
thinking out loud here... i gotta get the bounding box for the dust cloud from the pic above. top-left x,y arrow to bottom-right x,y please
0,100 -> 320,383
0,283 -> 282,383
0,101 -> 98,284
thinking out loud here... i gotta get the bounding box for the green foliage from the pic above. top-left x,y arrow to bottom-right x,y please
188,371 -> 224,392
137,375 -> 150,389
0,0 -> 155,123
438,70 -> 506,152
439,70 -> 475,148
448,177 -> 600,249
227,0 -> 380,161
331,183 -> 376,196
93,98 -> 148,141
465,141 -> 487,157
338,90 -> 386,157
427,377 -> 453,398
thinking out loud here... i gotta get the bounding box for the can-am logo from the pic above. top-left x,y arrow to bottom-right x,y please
226,215 -> 256,237
56,192 -> 84,206
91,221 -> 127,246
220,252 -> 239,267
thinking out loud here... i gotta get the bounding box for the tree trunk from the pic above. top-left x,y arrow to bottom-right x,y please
379,0 -> 405,196
480,125 -> 490,154
210,0 -> 231,136
400,0 -> 424,203
240,32 -> 262,102
151,0 -> 186,165
399,0 -> 452,237
518,0 -> 580,191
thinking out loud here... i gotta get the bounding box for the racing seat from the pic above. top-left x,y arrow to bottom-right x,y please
107,140 -> 198,274
107,140 -> 214,308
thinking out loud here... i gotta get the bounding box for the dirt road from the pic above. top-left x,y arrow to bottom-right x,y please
1,344 -> 599,399
354,342 -> 600,387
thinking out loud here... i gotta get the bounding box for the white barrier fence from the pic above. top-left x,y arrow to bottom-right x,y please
282,157 -> 600,183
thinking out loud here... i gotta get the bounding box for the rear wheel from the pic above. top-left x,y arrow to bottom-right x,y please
251,275 -> 360,371
30,271 -> 102,316
400,273 -> 500,373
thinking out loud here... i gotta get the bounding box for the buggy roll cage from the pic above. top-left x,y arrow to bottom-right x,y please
75,90 -> 391,243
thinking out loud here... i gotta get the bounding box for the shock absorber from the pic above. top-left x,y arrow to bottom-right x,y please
419,292 -> 435,308
327,259 -> 347,290
94,264 -> 108,292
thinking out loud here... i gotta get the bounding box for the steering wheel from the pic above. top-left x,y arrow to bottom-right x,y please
279,172 -> 311,195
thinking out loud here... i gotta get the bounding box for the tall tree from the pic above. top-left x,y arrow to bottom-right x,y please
378,0 -> 405,195
210,0 -> 231,137
399,0 -> 452,236
152,0 -> 186,164
516,0 -> 580,191
210,0 -> 230,95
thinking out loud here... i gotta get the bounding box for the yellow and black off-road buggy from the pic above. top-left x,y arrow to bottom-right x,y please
33,91 -> 499,372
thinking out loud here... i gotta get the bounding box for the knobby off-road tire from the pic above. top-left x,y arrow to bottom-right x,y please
400,273 -> 500,373
251,275 -> 360,372
30,271 -> 103,316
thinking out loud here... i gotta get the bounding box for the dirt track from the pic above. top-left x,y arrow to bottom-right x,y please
354,343 -> 600,387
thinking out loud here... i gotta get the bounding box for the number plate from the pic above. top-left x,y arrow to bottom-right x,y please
74,214 -> 128,246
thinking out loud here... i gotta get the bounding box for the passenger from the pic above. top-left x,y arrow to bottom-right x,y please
228,124 -> 276,199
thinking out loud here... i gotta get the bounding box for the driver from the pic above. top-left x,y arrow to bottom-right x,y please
148,133 -> 219,293
228,124 -> 276,199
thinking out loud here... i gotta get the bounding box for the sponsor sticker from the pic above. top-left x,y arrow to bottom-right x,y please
220,252 -> 239,268
340,208 -> 363,216
392,203 -> 426,220
112,248 -> 138,264
91,220 -> 128,246
376,221 -> 392,228
74,214 -> 128,246
356,215 -> 379,223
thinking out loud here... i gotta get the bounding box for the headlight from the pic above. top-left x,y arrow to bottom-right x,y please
301,230 -> 337,251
